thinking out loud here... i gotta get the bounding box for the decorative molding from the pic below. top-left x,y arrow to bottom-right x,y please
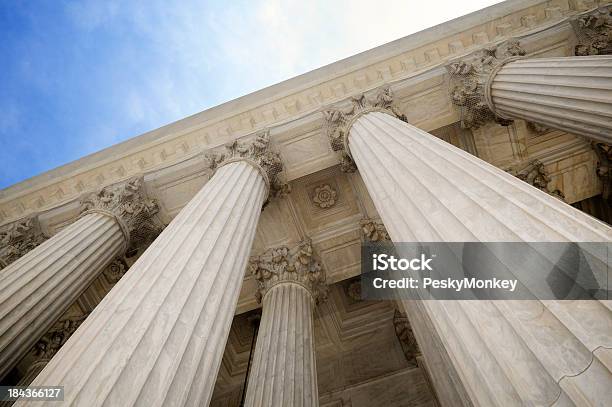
80,177 -> 162,251
447,40 -> 525,129
0,217 -> 46,270
102,257 -> 129,284
512,159 -> 565,200
0,2 -> 588,224
346,279 -> 362,301
593,142 -> 612,200
572,5 -> 612,56
393,309 -> 420,366
312,184 -> 338,209
249,240 -> 327,303
323,88 -> 407,173
527,121 -> 552,136
360,218 -> 390,242
32,314 -> 89,361
204,130 -> 289,204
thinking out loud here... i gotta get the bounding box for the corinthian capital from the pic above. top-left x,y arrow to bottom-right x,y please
509,159 -> 565,200
447,39 -> 525,129
323,88 -> 408,173
204,130 -> 289,202
250,240 -> 327,303
571,5 -> 612,56
0,217 -> 46,269
80,177 -> 161,250
360,218 -> 391,242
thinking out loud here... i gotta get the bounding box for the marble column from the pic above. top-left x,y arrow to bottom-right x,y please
447,40 -> 612,142
325,90 -> 612,406
0,177 -> 159,381
485,56 -> 612,142
244,241 -> 326,407
16,133 -> 285,407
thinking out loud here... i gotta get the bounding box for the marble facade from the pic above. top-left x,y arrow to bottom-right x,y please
1,1 -> 612,406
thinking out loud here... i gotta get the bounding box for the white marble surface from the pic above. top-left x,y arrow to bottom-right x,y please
349,111 -> 612,406
245,283 -> 318,407
490,56 -> 612,142
16,161 -> 267,406
0,212 -> 124,380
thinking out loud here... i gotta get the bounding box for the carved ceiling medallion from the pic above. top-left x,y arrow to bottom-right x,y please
312,184 -> 338,209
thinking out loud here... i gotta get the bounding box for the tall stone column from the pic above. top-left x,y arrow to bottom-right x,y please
245,241 -> 325,407
0,177 -> 159,381
17,133 -> 285,407
486,56 -> 612,141
325,90 -> 612,406
448,40 -> 612,142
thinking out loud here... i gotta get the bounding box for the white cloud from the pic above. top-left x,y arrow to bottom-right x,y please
62,0 -> 505,145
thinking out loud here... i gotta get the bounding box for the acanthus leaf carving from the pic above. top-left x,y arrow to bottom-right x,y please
203,130 -> 289,205
447,40 -> 525,130
0,216 -> 46,270
572,5 -> 612,56
360,218 -> 390,242
593,142 -> 612,200
511,159 -> 565,200
250,240 -> 327,304
80,176 -> 162,251
323,87 -> 408,173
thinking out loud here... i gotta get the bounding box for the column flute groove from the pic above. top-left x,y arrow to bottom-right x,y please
245,241 -> 326,407
0,176 -> 160,381
325,89 -> 612,406
16,132 -> 286,407
447,40 -> 612,142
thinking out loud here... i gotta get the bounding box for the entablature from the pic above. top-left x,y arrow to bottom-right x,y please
1,0 -> 604,226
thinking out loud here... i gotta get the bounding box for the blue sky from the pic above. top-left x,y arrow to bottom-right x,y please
0,0 -> 502,189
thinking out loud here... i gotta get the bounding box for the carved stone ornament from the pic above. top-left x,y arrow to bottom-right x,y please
572,5 -> 612,56
80,177 -> 162,251
323,87 -> 408,173
0,217 -> 46,270
393,309 -> 420,366
512,159 -> 565,200
312,184 -> 337,209
346,279 -> 362,301
593,142 -> 612,200
103,257 -> 129,284
527,122 -> 551,135
447,39 -> 526,129
360,218 -> 390,242
249,240 -> 327,304
33,314 -> 88,361
204,130 -> 289,205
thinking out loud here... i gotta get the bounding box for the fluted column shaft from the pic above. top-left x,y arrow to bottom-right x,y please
486,55 -> 612,142
245,283 -> 318,407
348,111 -> 612,406
17,160 -> 268,407
0,211 -> 125,380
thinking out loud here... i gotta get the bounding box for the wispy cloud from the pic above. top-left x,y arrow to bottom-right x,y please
0,0 -> 502,188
